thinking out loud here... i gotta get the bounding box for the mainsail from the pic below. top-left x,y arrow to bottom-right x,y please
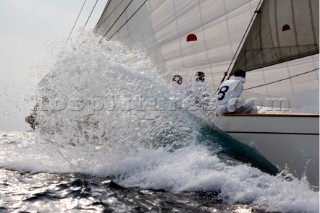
95,0 -> 319,97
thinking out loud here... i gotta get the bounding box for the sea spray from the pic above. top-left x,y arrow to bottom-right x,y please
33,33 -> 278,175
34,33 -> 207,168
12,32 -> 318,213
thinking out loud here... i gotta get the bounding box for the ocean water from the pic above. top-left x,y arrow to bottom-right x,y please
0,34 -> 318,212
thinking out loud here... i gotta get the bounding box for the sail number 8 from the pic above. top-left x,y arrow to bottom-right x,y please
217,86 -> 229,100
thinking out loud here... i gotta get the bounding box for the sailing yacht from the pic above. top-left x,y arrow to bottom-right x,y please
94,0 -> 319,186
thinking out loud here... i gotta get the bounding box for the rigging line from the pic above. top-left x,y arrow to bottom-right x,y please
67,0 -> 87,42
83,0 -> 99,29
94,0 -> 125,32
223,0 -> 264,81
108,0 -> 148,40
56,147 -> 77,172
102,0 -> 134,38
244,68 -> 319,90
72,0 -> 99,49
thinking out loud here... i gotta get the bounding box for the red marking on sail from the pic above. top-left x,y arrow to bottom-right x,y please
186,34 -> 197,42
282,24 -> 290,31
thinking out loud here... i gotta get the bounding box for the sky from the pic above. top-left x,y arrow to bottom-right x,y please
0,0 -> 108,131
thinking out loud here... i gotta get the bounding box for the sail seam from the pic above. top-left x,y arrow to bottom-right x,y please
245,68 -> 319,90
309,0 -> 319,81
257,1 -> 269,96
285,1 -> 296,94
291,0 -> 300,56
235,47 -> 319,72
309,0 -> 318,47
172,0 -> 188,80
222,0 -> 234,69
262,1 -> 270,96
197,0 -> 216,90
95,0 -> 111,29
147,0 -> 163,73
108,0 -> 148,40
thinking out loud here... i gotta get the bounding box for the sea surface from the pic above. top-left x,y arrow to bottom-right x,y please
0,169 -> 269,213
0,34 -> 318,212
0,131 -> 318,213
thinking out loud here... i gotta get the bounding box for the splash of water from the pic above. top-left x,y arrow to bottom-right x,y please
8,32 -> 317,213
32,32 -> 278,175
36,34 -> 197,149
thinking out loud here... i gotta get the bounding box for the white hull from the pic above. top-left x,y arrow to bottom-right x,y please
218,113 -> 319,186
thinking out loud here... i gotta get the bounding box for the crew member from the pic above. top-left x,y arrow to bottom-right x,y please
186,71 -> 209,105
215,69 -> 257,113
172,74 -> 183,85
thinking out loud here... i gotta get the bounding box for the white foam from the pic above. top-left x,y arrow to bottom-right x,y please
0,132 -> 318,213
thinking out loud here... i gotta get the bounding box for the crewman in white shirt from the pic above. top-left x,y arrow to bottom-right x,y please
215,69 -> 257,113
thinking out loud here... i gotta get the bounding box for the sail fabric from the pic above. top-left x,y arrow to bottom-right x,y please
95,0 -> 319,98
230,0 -> 319,76
95,0 -> 259,86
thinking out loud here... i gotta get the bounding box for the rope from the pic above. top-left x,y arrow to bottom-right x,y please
83,0 -> 99,29
244,68 -> 319,90
67,0 -> 87,41
94,0 -> 124,32
69,0 -> 99,49
222,0 -> 264,82
102,0 -> 134,38
56,147 -> 77,171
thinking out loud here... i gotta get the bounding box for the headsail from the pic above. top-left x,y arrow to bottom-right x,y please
230,0 -> 319,76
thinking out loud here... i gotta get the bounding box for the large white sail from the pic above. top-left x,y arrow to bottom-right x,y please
95,0 -> 319,98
